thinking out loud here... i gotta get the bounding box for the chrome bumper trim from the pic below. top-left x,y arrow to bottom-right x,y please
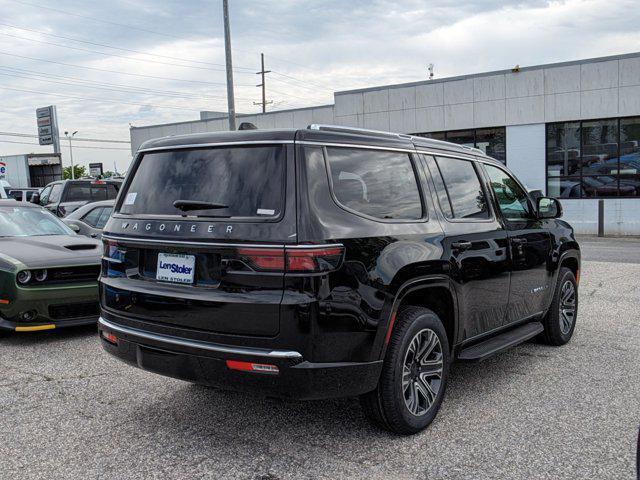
98,317 -> 302,359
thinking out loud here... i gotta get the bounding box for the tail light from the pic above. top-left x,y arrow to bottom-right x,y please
57,205 -> 66,217
237,244 -> 344,273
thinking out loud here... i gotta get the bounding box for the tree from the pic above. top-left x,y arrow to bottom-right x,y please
62,165 -> 86,180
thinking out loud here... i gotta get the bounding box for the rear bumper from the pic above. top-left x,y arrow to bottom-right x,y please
98,317 -> 382,400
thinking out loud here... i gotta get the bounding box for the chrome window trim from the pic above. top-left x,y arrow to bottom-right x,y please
102,234 -> 342,250
137,140 -> 294,153
99,317 -> 302,359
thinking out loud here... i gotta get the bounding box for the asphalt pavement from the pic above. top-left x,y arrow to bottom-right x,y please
1,237 -> 639,479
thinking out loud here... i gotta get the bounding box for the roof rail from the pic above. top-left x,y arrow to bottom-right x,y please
307,124 -> 412,140
460,144 -> 487,156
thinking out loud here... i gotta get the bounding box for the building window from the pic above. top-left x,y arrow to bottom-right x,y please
414,127 -> 506,164
546,117 -> 640,198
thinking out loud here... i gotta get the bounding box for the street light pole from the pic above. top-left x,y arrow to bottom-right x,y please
64,130 -> 78,180
222,0 -> 236,131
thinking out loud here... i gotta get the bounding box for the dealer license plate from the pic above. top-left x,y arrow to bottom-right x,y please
156,253 -> 196,284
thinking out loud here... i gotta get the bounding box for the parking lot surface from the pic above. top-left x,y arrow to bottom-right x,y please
1,237 -> 639,480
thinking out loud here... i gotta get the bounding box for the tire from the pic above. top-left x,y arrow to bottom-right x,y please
360,306 -> 450,435
542,267 -> 578,346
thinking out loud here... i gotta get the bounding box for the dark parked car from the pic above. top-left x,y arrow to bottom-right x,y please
34,178 -> 122,217
63,200 -> 114,239
0,200 -> 101,332
98,126 -> 580,434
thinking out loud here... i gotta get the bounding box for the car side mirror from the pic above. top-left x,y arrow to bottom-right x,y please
537,197 -> 562,219
30,192 -> 40,204
68,223 -> 81,232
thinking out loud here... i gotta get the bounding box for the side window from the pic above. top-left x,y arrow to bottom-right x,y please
484,164 -> 532,220
95,207 -> 113,229
48,184 -> 63,204
434,157 -> 489,220
39,186 -> 52,205
82,207 -> 104,227
325,147 -> 423,220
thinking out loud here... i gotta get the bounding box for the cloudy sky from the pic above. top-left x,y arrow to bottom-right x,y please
0,0 -> 639,173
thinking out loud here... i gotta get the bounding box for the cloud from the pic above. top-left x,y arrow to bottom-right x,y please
0,0 -> 638,173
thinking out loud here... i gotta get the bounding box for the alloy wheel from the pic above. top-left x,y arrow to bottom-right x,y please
559,280 -> 577,335
402,328 -> 443,416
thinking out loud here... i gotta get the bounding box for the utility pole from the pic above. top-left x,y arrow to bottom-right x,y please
222,0 -> 236,131
64,130 -> 77,180
254,53 -> 272,113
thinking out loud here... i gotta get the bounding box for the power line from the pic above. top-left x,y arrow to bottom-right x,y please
0,22 -> 255,72
0,51 -> 245,87
0,131 -> 130,144
0,32 -> 258,75
0,85 -> 206,112
0,67 -> 259,103
0,139 -> 130,151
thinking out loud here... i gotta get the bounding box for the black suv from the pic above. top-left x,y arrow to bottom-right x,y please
99,125 -> 580,434
35,179 -> 122,217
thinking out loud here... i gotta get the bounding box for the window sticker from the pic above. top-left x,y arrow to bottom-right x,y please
124,192 -> 137,205
257,208 -> 275,216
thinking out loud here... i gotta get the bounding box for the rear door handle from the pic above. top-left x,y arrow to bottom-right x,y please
451,241 -> 472,252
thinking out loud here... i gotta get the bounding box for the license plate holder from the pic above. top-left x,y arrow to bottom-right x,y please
156,253 -> 196,284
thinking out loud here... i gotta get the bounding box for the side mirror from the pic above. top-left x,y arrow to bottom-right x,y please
68,223 -> 81,233
30,192 -> 40,204
537,197 -> 562,219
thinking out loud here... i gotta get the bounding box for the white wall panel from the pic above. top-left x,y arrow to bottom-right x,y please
415,83 -> 444,108
505,124 -> 546,192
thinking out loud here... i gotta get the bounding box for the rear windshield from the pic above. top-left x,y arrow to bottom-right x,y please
65,182 -> 118,202
119,146 -> 285,218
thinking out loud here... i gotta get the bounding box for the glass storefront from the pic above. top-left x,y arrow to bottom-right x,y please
414,127 -> 506,164
546,117 -> 640,198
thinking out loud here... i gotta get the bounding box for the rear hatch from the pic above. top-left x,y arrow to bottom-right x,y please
101,143 -> 296,337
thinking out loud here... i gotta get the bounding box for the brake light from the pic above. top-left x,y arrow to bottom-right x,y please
237,248 -> 285,271
226,360 -> 279,374
286,246 -> 344,272
237,245 -> 344,273
57,205 -> 66,217
92,180 -> 105,184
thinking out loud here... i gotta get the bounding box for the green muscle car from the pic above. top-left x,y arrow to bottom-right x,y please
0,200 -> 101,332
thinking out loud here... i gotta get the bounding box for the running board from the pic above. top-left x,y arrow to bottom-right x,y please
457,322 -> 544,362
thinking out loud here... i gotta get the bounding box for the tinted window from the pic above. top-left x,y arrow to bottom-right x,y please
434,158 -> 489,219
48,184 -> 63,204
326,147 -> 422,220
8,190 -> 22,201
484,165 -> 531,220
39,186 -> 51,205
65,183 -> 109,202
424,156 -> 453,218
107,184 -> 119,199
82,207 -> 104,227
120,146 -> 284,218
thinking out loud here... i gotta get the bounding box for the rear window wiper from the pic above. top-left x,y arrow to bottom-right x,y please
173,200 -> 229,212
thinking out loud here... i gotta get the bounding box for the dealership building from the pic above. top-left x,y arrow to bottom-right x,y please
131,52 -> 640,235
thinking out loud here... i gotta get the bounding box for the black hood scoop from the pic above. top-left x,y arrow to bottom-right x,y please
64,244 -> 98,251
